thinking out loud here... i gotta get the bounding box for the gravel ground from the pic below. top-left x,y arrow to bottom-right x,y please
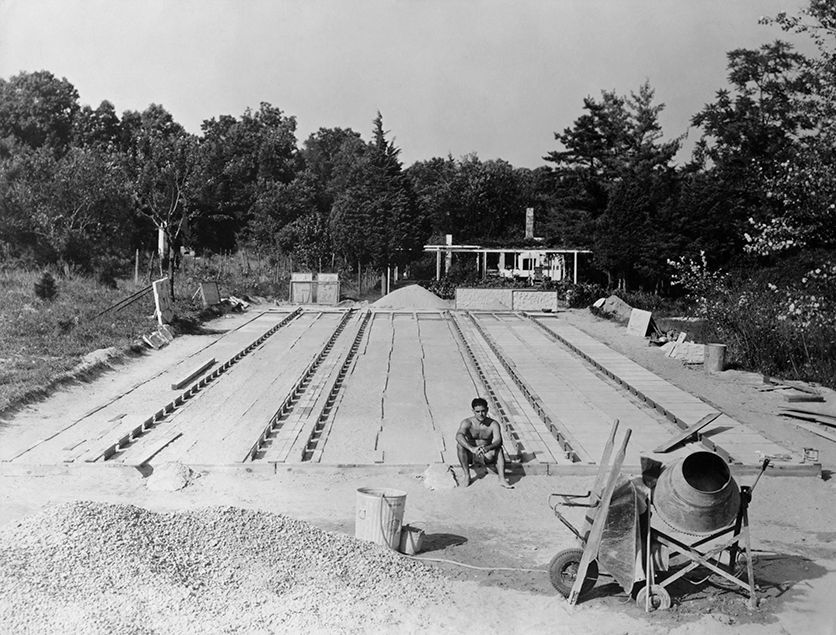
0,501 -> 451,634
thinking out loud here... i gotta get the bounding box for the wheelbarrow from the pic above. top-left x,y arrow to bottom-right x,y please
547,421 -> 638,604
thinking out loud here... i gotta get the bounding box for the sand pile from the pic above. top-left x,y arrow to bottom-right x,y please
0,501 -> 450,633
372,284 -> 450,309
145,462 -> 195,491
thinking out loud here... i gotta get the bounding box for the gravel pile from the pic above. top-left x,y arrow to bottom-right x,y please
371,285 -> 449,309
0,502 -> 451,633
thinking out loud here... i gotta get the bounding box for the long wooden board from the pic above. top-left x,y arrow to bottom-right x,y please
652,412 -> 721,453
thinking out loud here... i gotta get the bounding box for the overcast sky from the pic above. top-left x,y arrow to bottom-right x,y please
0,0 -> 810,168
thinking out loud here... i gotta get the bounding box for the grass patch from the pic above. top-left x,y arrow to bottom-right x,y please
0,269 -> 157,412
0,267 -> 230,414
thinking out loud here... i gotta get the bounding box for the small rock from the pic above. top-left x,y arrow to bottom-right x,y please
422,464 -> 458,490
146,462 -> 194,491
713,614 -> 734,626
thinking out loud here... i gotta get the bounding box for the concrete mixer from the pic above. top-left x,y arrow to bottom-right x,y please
547,420 -> 769,611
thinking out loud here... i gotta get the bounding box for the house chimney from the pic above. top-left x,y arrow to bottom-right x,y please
525,208 -> 534,239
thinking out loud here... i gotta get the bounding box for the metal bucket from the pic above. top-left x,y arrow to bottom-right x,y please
653,451 -> 740,536
704,343 -> 727,372
399,524 -> 425,555
355,487 -> 406,550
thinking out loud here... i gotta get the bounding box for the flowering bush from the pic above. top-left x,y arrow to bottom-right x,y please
669,252 -> 836,386
667,251 -> 730,318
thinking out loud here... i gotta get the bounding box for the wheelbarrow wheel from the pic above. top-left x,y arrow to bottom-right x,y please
549,548 -> 598,598
636,584 -> 671,611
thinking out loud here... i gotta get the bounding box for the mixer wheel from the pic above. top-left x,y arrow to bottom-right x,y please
636,584 -> 671,611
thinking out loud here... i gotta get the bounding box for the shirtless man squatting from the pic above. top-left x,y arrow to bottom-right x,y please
455,397 -> 514,488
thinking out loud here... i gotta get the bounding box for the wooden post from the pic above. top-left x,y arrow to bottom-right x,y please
436,250 -> 441,281
573,251 -> 579,284
134,249 -> 139,285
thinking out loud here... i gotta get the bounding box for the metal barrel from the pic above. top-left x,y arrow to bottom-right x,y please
653,451 -> 740,535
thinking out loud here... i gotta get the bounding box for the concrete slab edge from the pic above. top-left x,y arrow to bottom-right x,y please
525,314 -> 808,468
0,461 -> 820,478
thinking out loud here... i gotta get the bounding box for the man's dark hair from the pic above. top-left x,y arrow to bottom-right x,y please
471,397 -> 488,409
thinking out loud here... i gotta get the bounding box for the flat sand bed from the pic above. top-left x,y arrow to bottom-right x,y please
1,307 -> 835,632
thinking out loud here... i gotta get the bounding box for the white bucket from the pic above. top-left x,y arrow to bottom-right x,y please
355,487 -> 406,550
704,343 -> 726,372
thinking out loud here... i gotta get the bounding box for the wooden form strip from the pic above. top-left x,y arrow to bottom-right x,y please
314,315 -> 392,464
526,315 -> 740,464
122,430 -> 184,466
170,358 -> 216,390
448,313 -> 525,462
463,312 -> 590,463
479,314 -> 637,460
244,309 -> 356,462
306,313 -> 372,463
3,310 -> 288,464
164,313 -> 340,465
266,313 -> 367,462
84,308 -> 304,463
451,315 -> 562,464
791,420 -> 836,444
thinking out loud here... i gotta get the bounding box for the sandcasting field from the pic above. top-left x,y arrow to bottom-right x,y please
1,303 -> 835,633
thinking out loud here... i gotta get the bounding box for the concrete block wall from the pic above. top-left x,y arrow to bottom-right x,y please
455,288 -> 557,311
455,288 -> 513,310
512,290 -> 558,311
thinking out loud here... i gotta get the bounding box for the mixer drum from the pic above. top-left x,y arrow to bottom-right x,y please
653,451 -> 741,536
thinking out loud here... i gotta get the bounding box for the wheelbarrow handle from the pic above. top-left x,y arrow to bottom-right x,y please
549,493 -> 596,511
550,490 -> 591,499
552,507 -> 584,543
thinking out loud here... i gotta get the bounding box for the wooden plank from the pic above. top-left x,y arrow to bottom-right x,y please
765,375 -> 821,395
122,430 -> 184,467
785,393 -> 826,403
781,406 -> 836,420
568,428 -> 632,606
170,358 -> 216,390
792,420 -> 836,444
653,412 -> 721,453
780,412 -> 836,428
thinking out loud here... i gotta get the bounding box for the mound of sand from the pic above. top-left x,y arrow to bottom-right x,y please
146,462 -> 195,491
371,284 -> 450,309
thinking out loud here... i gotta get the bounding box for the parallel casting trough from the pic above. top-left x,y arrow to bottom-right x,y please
0,308 -> 817,477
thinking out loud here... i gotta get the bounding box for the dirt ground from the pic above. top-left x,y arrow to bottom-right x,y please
1,307 -> 835,634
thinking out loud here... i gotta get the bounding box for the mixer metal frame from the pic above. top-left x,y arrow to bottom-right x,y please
640,459 -> 770,611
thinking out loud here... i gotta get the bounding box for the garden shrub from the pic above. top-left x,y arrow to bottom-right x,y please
670,253 -> 836,388
34,272 -> 57,301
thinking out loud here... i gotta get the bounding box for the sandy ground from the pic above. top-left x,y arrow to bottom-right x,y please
1,307 -> 836,634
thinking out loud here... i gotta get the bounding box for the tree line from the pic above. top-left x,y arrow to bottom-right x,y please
1,1 -> 833,296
